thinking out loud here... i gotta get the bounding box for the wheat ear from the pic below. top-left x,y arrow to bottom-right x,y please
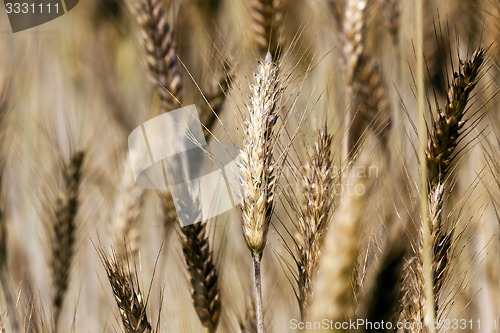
295,126 -> 335,318
342,0 -> 367,159
240,52 -> 281,333
307,156 -> 372,326
128,0 -> 182,112
99,249 -> 153,333
250,0 -> 283,58
51,151 -> 84,327
180,222 -> 221,333
421,48 -> 485,315
112,157 -> 145,268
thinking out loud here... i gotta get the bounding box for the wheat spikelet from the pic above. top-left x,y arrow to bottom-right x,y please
51,151 -> 84,327
180,223 -> 221,333
100,249 -> 153,333
128,0 -> 182,112
428,183 -> 451,300
250,0 -> 283,57
295,126 -> 335,317
307,155 -> 373,325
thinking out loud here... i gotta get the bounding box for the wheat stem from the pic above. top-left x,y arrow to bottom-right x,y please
252,254 -> 264,333
416,0 -> 435,329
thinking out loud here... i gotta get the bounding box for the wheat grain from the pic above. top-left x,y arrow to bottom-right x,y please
342,0 -> 366,158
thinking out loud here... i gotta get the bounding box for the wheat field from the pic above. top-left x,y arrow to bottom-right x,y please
0,0 -> 499,332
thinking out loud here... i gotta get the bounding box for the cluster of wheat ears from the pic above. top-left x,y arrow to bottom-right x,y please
0,0 -> 499,332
